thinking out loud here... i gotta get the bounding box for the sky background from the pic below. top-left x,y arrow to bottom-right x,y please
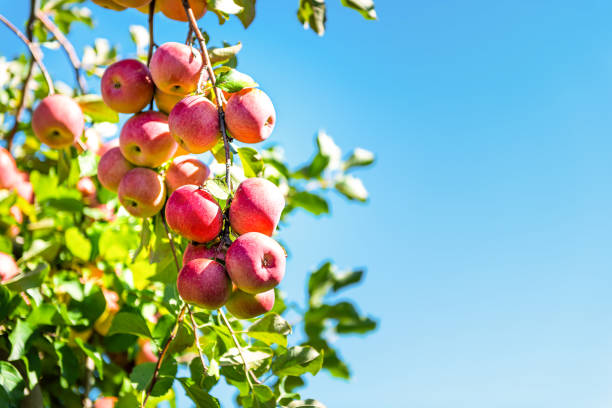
3,1 -> 612,407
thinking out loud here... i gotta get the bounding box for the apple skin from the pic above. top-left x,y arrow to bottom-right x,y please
177,259 -> 231,309
101,59 -> 154,114
118,168 -> 166,218
150,42 -> 204,96
183,242 -> 225,264
114,0 -> 151,7
165,155 -> 210,192
165,185 -> 222,243
0,147 -> 18,189
91,0 -> 127,10
119,111 -> 177,168
230,178 -> 285,236
0,252 -> 19,282
158,0 -> 206,21
135,339 -> 157,365
225,88 -> 276,144
97,147 -> 135,192
94,397 -> 118,408
77,177 -> 97,204
154,89 -> 183,114
226,287 -> 275,319
93,289 -> 120,336
32,94 -> 85,149
13,171 -> 34,203
169,95 -> 220,153
225,232 -> 286,294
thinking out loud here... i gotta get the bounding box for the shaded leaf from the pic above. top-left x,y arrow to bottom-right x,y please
107,311 -> 152,338
272,346 -> 323,377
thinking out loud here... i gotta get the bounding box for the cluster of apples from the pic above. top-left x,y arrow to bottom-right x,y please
92,0 -> 207,22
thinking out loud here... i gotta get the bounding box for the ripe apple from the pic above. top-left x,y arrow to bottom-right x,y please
226,287 -> 275,319
177,259 -> 231,309
158,0 -> 206,21
154,89 -> 183,114
93,289 -> 120,336
225,88 -> 276,144
165,155 -> 210,192
13,171 -> 34,203
77,177 -> 97,205
135,339 -> 157,365
225,232 -> 286,294
91,0 -> 126,11
118,168 -> 166,217
165,185 -> 222,243
0,252 -> 19,282
149,42 -> 204,95
32,94 -> 84,149
119,111 -> 177,168
94,397 -> 118,408
173,142 -> 190,158
183,242 -> 225,264
101,59 -> 154,114
114,0 -> 151,7
97,147 -> 135,192
0,147 -> 18,189
230,178 -> 285,236
168,95 -> 220,153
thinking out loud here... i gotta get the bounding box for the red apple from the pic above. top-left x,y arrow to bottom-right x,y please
165,155 -> 210,192
230,178 -> 285,236
154,89 -> 183,114
168,95 -> 220,153
0,147 -> 18,189
97,147 -> 135,192
226,287 -> 275,319
177,259 -> 231,309
149,42 -> 204,96
92,0 -> 126,11
101,59 -> 154,114
118,168 -> 166,217
165,185 -> 222,243
32,94 -> 84,149
225,88 -> 276,144
114,0 -> 151,7
94,397 -> 118,408
77,177 -> 97,205
225,232 -> 286,294
0,252 -> 19,282
119,111 -> 177,168
158,0 -> 206,21
183,242 -> 225,264
135,339 -> 157,365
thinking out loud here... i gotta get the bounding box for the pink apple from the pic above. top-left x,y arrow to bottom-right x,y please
149,42 -> 204,96
158,0 -> 206,21
225,232 -> 286,294
119,111 -> 177,168
165,185 -> 222,243
177,259 -> 231,309
154,89 -> 183,114
165,155 -> 210,192
118,168 -> 166,217
168,95 -> 220,153
226,287 -> 275,319
97,147 -> 135,192
0,252 -> 19,282
0,146 -> 18,189
77,177 -> 97,205
13,171 -> 34,203
101,59 -> 154,114
230,178 -> 285,236
225,88 -> 276,144
32,94 -> 84,149
183,242 -> 225,264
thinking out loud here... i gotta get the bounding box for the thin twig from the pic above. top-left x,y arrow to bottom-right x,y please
0,13 -> 54,94
35,11 -> 86,94
147,0 -> 156,110
181,0 -> 232,192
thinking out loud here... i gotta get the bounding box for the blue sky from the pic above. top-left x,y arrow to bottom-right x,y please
3,1 -> 612,407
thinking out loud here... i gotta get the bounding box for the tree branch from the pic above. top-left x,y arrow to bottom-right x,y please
35,11 -> 86,94
0,13 -> 54,95
147,0 -> 156,110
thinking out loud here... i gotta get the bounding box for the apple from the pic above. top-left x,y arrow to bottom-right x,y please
85,128 -> 102,155
94,397 -> 118,408
183,242 -> 225,264
0,147 -> 18,189
230,178 -> 285,236
97,146 -> 135,192
77,177 -> 97,205
135,339 -> 157,365
0,252 -> 19,282
101,59 -> 154,114
225,88 -> 276,144
226,287 -> 275,319
91,0 -> 127,11
93,289 -> 120,336
32,94 -> 85,149
165,185 -> 222,242
154,89 -> 183,114
149,42 -> 204,96
118,168 -> 166,218
13,171 -> 34,203
165,155 -> 210,192
119,111 -> 177,168
173,142 -> 190,158
114,0 -> 151,7
168,95 -> 220,153
225,232 -> 286,294
158,0 -> 206,21
177,259 -> 231,309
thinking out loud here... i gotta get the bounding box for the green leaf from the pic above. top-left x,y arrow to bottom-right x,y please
57,149 -> 71,185
336,316 -> 377,334
74,94 -> 119,123
215,68 -> 258,93
55,343 -> 79,386
237,147 -> 264,178
308,262 -> 334,307
335,175 -> 368,202
78,150 -> 98,177
219,348 -> 272,368
130,358 -> 177,396
74,338 -> 104,380
22,239 -> 60,262
297,0 -> 327,36
272,346 -> 323,377
340,0 -> 377,19
178,378 -> 221,408
107,311 -> 153,338
290,191 -> 329,216
8,320 -> 33,361
209,42 -> 242,65
332,269 -> 364,292
0,362 -> 25,405
253,384 -> 275,402
208,0 -> 244,15
0,235 -> 12,253
343,147 -> 374,170
234,0 -> 256,28
65,227 -> 92,261
247,313 -> 291,347
4,262 -> 49,293
132,218 -> 151,262
204,179 -> 230,200
287,399 -> 327,408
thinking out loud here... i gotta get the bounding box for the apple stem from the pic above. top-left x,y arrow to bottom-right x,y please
0,13 -> 54,96
35,11 -> 87,94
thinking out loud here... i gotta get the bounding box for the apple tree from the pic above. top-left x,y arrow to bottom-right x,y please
0,1 -> 377,407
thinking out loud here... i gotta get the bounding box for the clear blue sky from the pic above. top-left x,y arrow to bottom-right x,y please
3,1 -> 612,407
